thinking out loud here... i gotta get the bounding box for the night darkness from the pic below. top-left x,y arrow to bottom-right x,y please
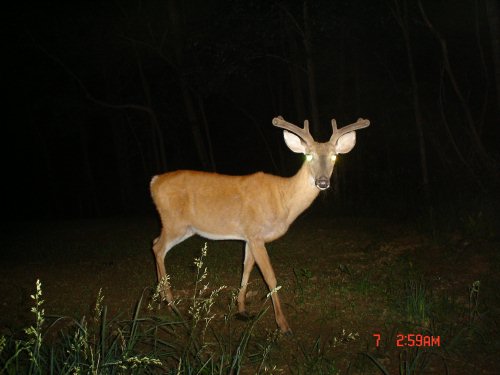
5,0 -> 498,221
2,1 -> 500,372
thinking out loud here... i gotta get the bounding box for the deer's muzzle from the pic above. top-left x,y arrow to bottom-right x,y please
315,176 -> 330,190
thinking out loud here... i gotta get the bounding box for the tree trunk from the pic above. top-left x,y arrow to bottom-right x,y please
334,21 -> 346,119
111,118 -> 132,214
303,0 -> 320,135
78,121 -> 100,217
419,0 -> 493,178
284,16 -> 306,122
34,121 -> 58,218
167,0 -> 212,170
197,94 -> 216,171
485,0 -> 500,114
391,0 -> 430,203
133,42 -> 167,172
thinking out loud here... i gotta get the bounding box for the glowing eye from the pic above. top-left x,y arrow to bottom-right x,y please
306,154 -> 313,162
331,155 -> 337,161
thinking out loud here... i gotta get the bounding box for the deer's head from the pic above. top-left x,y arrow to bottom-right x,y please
273,116 -> 370,190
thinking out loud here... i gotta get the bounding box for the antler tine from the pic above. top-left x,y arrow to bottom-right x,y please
331,118 -> 338,132
272,116 -> 315,144
329,118 -> 370,144
303,119 -> 310,133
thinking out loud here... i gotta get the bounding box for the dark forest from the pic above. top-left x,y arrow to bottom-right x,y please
5,0 -> 499,222
2,1 -> 500,373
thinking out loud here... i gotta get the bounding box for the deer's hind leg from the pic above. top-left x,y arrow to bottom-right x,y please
152,224 -> 193,304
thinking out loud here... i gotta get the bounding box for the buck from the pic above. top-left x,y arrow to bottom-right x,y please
150,116 -> 370,333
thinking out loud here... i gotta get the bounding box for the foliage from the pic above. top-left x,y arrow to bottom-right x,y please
2,238 -> 498,374
0,246 -> 280,374
357,276 -> 497,374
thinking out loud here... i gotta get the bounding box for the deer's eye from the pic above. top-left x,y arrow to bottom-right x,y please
305,154 -> 313,162
331,155 -> 337,161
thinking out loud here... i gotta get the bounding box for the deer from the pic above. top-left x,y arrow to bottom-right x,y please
150,116 -> 370,334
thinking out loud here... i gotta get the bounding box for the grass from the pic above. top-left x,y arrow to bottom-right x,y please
0,248 -> 279,374
2,273 -> 494,374
1,215 -> 499,373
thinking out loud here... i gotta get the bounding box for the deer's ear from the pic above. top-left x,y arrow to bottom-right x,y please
335,131 -> 356,154
283,130 -> 307,154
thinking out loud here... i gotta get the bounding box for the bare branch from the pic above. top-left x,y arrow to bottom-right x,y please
29,32 -> 153,115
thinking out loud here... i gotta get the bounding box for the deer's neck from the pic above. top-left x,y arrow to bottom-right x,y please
283,162 -> 320,222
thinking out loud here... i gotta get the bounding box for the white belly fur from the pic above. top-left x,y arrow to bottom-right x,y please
192,227 -> 246,241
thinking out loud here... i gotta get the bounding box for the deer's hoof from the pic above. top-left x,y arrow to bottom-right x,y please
283,329 -> 293,337
235,311 -> 255,321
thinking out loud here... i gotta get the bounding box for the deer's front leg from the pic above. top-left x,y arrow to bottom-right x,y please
249,240 -> 291,334
237,243 -> 255,319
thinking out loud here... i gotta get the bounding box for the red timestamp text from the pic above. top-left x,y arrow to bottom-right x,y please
396,334 -> 440,347
372,333 -> 441,347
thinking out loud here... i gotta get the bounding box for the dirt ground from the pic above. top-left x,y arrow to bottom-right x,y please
1,214 -> 499,373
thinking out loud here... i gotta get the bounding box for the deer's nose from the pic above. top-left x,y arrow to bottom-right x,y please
315,176 -> 330,190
